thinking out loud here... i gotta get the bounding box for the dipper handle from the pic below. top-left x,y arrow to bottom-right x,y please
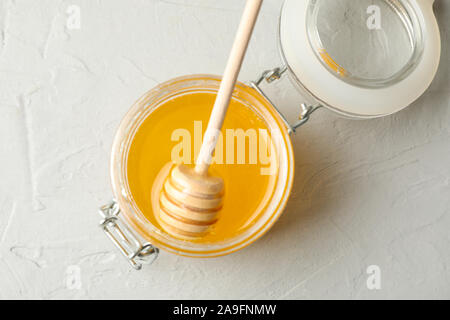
195,0 -> 263,175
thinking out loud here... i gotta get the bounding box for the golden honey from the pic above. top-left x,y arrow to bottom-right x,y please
127,90 -> 278,244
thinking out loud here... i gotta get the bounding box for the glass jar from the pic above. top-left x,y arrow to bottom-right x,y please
100,75 -> 294,269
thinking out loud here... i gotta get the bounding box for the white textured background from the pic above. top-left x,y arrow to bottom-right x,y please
0,0 -> 449,300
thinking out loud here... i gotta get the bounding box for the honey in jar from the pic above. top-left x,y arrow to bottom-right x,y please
128,84 -> 278,243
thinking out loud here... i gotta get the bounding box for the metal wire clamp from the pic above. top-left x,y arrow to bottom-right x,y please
250,66 -> 322,134
99,200 -> 159,270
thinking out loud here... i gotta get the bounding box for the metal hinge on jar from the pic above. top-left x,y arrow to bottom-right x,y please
250,66 -> 322,134
99,200 -> 159,270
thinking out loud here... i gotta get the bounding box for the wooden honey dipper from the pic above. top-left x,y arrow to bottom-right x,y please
155,0 -> 264,240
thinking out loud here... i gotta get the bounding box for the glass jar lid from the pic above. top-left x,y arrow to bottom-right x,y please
307,0 -> 423,88
279,0 -> 441,118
